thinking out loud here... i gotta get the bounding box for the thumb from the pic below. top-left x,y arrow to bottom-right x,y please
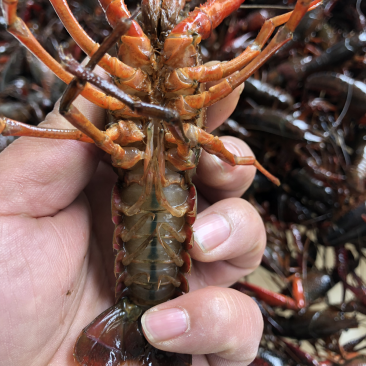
141,287 -> 263,365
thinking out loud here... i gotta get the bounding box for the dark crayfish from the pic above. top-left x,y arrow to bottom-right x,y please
0,0 -> 322,365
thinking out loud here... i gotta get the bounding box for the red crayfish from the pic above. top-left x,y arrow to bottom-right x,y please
0,0 -> 321,365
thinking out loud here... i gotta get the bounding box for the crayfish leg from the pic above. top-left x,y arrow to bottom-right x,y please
49,0 -> 152,94
170,0 -> 322,116
1,0 -> 129,111
165,0 -> 321,94
166,123 -> 281,185
0,117 -> 93,142
74,297 -> 191,366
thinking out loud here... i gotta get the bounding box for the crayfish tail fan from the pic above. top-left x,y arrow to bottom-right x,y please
74,297 -> 192,366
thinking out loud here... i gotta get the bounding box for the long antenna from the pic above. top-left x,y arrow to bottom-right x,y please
239,5 -> 295,9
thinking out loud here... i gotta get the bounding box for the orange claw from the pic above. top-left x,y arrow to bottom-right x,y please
165,123 -> 281,185
49,0 -> 151,93
164,48 -> 260,93
1,0 -> 143,113
241,275 -> 306,310
99,0 -> 156,70
170,0 -> 245,40
237,282 -> 299,311
292,275 -> 306,309
163,0 -> 246,67
165,0 -> 322,92
271,0 -> 322,29
194,126 -> 280,186
237,275 -> 306,311
177,0 -> 321,110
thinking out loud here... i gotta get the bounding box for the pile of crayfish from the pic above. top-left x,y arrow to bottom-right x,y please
1,0 -> 366,365
210,0 -> 366,364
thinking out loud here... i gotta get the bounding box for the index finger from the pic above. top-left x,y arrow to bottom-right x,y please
206,80 -> 244,133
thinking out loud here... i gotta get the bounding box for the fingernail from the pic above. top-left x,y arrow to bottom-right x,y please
214,142 -> 241,172
225,142 -> 242,157
142,308 -> 188,343
194,214 -> 231,252
239,83 -> 245,94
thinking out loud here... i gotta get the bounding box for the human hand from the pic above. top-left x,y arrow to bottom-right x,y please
0,73 -> 265,366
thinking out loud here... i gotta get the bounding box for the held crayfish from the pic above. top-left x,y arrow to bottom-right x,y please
0,0 -> 322,365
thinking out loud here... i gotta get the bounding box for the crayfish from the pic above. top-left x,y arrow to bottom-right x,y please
0,0 -> 322,365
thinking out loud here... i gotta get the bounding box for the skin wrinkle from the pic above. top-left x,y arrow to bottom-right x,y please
211,140 -> 244,175
32,228 -> 90,365
1,215 -> 80,296
213,294 -> 261,363
4,141 -> 65,183
226,250 -> 261,275
190,259 -> 211,289
3,220 -> 60,308
1,269 -> 12,365
43,216 -> 71,259
1,172 -> 94,362
193,354 -> 210,366
208,290 -> 235,353
45,217 -> 72,323
196,153 -> 249,190
217,292 -> 245,359
0,231 -> 26,302
194,139 -> 256,204
57,236 -> 116,366
228,206 -> 265,261
33,272 -> 58,358
19,234 -> 41,359
33,269 -> 88,366
82,234 -> 112,309
209,293 -> 233,352
201,291 -> 232,354
61,247 -> 90,324
85,173 -> 115,288
192,261 -> 241,288
206,354 -> 256,366
3,207 -> 87,365
44,198 -> 91,304
228,237 -> 266,272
